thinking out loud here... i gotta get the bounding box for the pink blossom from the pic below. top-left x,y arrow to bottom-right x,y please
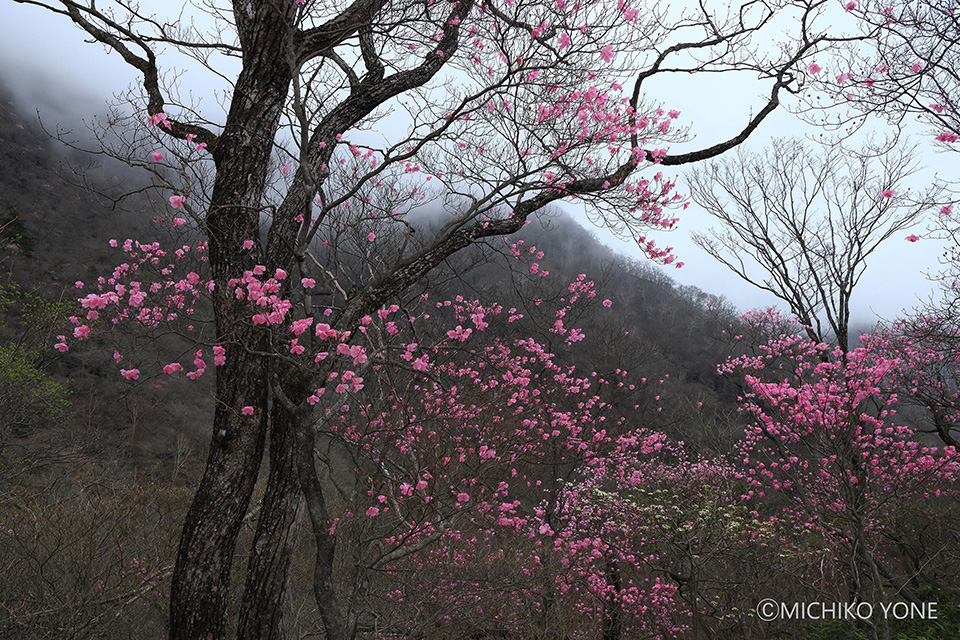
120,368 -> 140,380
146,112 -> 171,129
315,323 -> 337,339
241,406 -> 255,416
368,232 -> 376,242
905,234 -> 920,242
602,299 -> 612,307
242,239 -> 255,250
808,62 -> 821,75
880,189 -> 895,198
600,45 -> 614,63
169,195 -> 186,209
151,151 -> 163,162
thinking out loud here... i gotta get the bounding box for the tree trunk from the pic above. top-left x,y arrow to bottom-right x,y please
238,390 -> 305,640
169,3 -> 295,637
602,556 -> 622,640
294,407 -> 353,640
170,352 -> 268,638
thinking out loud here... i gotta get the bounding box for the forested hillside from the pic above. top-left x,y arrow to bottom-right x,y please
0,78 -> 744,469
0,82 -> 213,469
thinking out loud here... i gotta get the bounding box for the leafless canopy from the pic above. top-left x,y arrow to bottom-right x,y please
687,137 -> 944,349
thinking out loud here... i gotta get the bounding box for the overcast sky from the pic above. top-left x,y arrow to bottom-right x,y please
2,0 -> 957,326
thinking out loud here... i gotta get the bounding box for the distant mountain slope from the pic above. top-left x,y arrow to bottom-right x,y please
0,79 -> 212,477
0,79 -> 746,473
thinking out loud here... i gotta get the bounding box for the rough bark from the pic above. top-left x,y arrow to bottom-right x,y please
237,408 -> 303,640
169,2 -> 295,638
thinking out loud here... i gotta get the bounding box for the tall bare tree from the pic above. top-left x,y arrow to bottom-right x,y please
687,137 -> 943,350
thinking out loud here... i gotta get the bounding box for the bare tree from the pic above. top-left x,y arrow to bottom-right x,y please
687,137 -> 943,349
10,0 -> 851,638
790,0 -> 960,451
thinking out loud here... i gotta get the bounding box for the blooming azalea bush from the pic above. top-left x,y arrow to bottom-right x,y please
348,345 -> 693,638
721,310 -> 960,607
54,230 -> 709,631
